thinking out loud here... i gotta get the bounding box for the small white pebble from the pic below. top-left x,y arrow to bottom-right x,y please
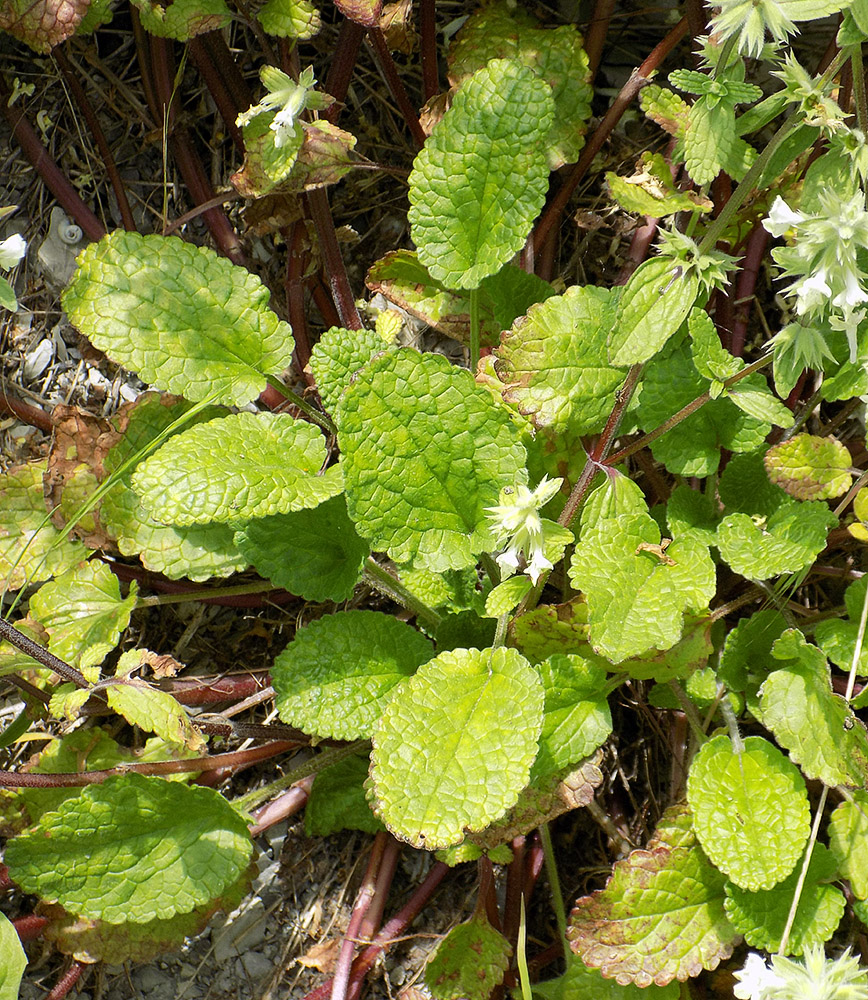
22,338 -> 54,379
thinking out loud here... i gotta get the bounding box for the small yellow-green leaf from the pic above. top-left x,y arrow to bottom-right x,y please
764,434 -> 853,501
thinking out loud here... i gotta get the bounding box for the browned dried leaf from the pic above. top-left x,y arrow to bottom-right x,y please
296,937 -> 341,973
379,0 -> 414,53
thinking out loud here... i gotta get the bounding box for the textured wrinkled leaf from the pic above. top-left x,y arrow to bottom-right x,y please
609,258 -> 699,366
567,813 -> 737,986
532,653 -> 612,781
0,911 -> 26,1000
366,250 -> 555,348
814,577 -> 868,678
257,0 -> 320,37
234,496 -> 368,602
130,0 -> 229,38
100,394 -> 246,582
494,285 -> 624,438
634,342 -> 770,476
400,565 -> 486,616
104,653 -> 205,752
230,114 -> 304,196
724,845 -> 844,955
689,308 -> 743,382
665,484 -> 720,547
62,232 -> 294,406
485,575 -> 532,616
408,59 -> 554,289
337,349 -> 525,571
273,610 -> 433,740
717,609 -> 788,693
758,629 -> 868,787
511,597 -> 589,665
5,774 -> 253,924
683,98 -> 731,187
370,646 -> 543,848
0,0 -> 87,50
30,561 -> 137,672
133,412 -> 341,526
305,754 -> 384,836
425,914 -> 511,1000
468,754 -> 604,851
607,152 -> 712,218
829,790 -> 868,899
0,461 -> 87,590
717,501 -> 837,579
569,511 -> 715,663
612,615 -> 713,683
334,0 -> 380,24
687,735 -> 810,891
727,382 -> 794,428
719,450 -> 790,516
448,3 -> 591,170
308,325 -> 390,417
764,434 -> 853,501
531,960 -> 681,1000
640,84 -> 689,137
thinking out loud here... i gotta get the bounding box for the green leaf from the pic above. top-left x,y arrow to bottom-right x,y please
569,511 -> 716,663
764,434 -> 853,501
567,809 -> 737,986
5,773 -> 253,924
640,84 -> 689,138
448,3 -> 591,170
485,575 -> 532,616
234,496 -> 368,602
608,257 -> 700,366
400,565 -> 486,616
272,610 -> 433,740
257,0 -> 320,37
511,597 -> 589,665
726,381 -> 795,428
683,98 -> 732,187
370,646 -> 543,849
689,308 -> 743,382
425,913 -> 511,1000
304,754 -> 384,836
531,960 -> 681,1000
531,653 -> 612,781
723,844 -> 844,955
308,325 -> 391,418
0,912 -> 27,1000
814,577 -> 868,678
633,341 -> 770,476
719,451 -> 791,517
718,609 -> 787,693
665,484 -> 720,548
607,152 -> 712,218
757,630 -> 868,787
130,0 -> 229,38
716,501 -> 837,579
133,412 -> 342,526
0,461 -> 87,591
366,250 -> 556,349
612,615 -> 713,683
493,285 -> 625,438
829,790 -> 868,899
100,393 -> 247,582
408,59 -> 554,289
687,735 -> 810,891
103,650 -> 206,751
337,349 -> 525,571
62,232 -> 294,406
30,561 -> 138,672
0,275 -> 18,312
435,611 -> 498,652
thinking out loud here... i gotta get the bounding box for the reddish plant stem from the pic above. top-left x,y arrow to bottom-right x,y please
419,0 -> 439,102
684,0 -> 709,40
45,962 -> 84,1000
0,865 -> 12,890
105,560 -> 296,607
331,832 -> 390,1000
730,223 -> 769,357
188,35 -> 246,154
145,33 -> 245,264
13,914 -> 48,941
305,189 -> 363,329
0,616 -> 89,688
53,46 -> 137,231
523,832 -> 546,902
0,77 -> 106,242
367,26 -> 426,149
158,672 -> 271,706
0,388 -> 53,433
306,861 -> 450,1000
248,776 -> 313,836
313,278 -> 343,329
0,741 -> 296,788
583,0 -> 617,81
533,17 -> 688,252
324,19 -> 365,124
286,220 -> 314,372
502,836 -> 526,952
477,855 -> 502,932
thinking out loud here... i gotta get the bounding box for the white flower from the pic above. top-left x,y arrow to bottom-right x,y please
0,233 -> 26,270
764,196 -> 804,237
485,476 -> 563,586
733,952 -> 785,999
235,66 -> 329,149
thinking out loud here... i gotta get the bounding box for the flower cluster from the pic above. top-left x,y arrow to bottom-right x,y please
485,476 -> 563,586
236,66 -> 330,149
763,189 -> 868,363
733,947 -> 868,1000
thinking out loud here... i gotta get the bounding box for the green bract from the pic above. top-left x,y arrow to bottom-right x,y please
408,58 -> 554,289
